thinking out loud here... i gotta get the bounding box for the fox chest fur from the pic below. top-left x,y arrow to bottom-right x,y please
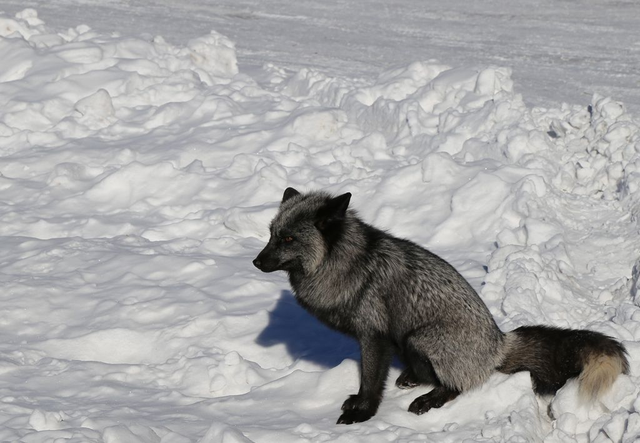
289,263 -> 391,337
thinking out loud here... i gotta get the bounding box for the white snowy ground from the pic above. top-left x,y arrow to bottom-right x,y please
1,8 -> 640,443
2,0 -> 640,116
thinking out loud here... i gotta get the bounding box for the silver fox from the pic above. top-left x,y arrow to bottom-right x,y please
253,188 -> 629,424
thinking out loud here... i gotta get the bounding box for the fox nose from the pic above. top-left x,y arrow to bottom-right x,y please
253,258 -> 262,269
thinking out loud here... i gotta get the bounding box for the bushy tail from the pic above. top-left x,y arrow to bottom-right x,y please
498,325 -> 629,401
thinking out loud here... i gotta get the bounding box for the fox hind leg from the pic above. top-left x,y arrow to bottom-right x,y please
396,345 -> 440,389
403,358 -> 461,414
408,386 -> 461,415
396,367 -> 421,389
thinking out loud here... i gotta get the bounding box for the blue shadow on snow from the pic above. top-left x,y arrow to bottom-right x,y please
256,290 -> 360,368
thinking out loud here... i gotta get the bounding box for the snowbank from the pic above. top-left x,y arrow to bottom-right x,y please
1,9 -> 639,442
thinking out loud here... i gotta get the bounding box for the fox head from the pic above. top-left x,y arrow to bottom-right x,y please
253,187 -> 352,274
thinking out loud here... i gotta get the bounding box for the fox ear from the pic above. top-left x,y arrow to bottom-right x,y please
316,192 -> 351,230
282,187 -> 300,203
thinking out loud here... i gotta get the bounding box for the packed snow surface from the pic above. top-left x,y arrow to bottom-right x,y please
3,0 -> 640,115
1,8 -> 640,443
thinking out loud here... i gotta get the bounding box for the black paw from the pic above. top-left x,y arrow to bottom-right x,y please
341,394 -> 366,411
338,394 -> 378,424
337,408 -> 374,424
395,368 -> 420,390
408,387 -> 460,415
408,394 -> 438,415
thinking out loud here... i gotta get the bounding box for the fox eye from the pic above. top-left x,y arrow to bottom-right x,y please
283,236 -> 294,243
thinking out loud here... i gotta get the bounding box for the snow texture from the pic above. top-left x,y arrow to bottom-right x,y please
1,8 -> 640,443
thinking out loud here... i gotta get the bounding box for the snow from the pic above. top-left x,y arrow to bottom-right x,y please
3,0 -> 640,116
1,6 -> 640,443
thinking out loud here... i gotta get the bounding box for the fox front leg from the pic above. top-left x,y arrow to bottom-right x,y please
337,335 -> 392,424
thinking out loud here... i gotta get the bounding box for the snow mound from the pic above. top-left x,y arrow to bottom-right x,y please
1,9 -> 640,443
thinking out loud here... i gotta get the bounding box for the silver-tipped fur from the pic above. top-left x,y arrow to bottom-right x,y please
254,189 -> 629,424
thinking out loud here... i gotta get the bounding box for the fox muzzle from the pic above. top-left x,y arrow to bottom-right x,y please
253,246 -> 280,273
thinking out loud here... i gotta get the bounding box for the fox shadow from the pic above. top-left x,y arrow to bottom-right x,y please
256,290 -> 403,370
256,290 -> 360,368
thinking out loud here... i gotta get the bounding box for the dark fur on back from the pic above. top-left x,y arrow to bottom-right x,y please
254,188 -> 629,424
